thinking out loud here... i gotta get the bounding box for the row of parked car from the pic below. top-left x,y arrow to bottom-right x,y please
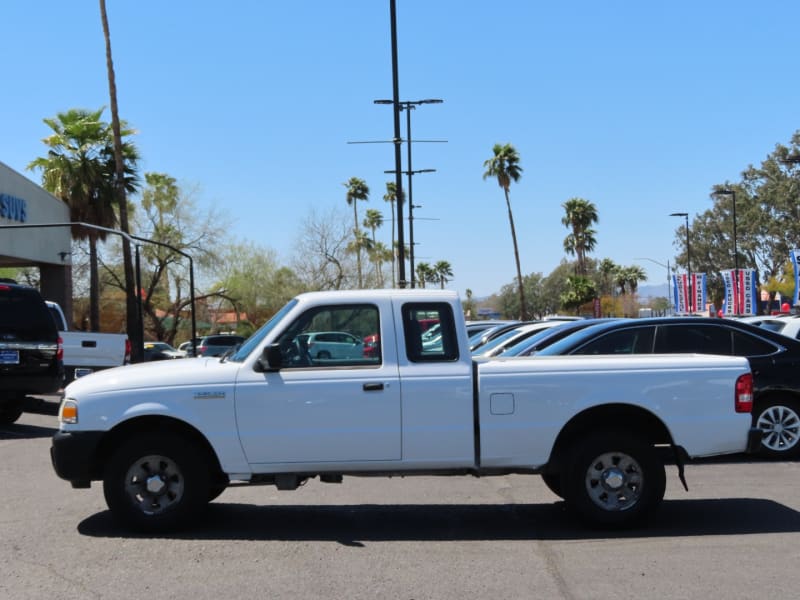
467,315 -> 800,460
143,334 -> 247,361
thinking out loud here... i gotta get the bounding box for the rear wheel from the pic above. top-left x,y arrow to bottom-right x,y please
754,398 -> 800,459
562,432 -> 665,528
0,397 -> 25,425
103,434 -> 209,532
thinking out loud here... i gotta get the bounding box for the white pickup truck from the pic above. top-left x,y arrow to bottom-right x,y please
51,290 -> 761,531
46,301 -> 130,384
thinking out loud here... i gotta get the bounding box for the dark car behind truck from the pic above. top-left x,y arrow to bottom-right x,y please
0,281 -> 63,424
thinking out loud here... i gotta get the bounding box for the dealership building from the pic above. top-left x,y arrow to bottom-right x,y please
0,160 -> 73,316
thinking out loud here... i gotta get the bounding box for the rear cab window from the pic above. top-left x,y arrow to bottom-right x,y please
402,302 -> 459,362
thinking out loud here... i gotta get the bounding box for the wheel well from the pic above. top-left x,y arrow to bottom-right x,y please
753,390 -> 800,413
90,416 -> 225,482
546,403 -> 673,472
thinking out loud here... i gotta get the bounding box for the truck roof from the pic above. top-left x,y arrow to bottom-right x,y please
295,289 -> 459,303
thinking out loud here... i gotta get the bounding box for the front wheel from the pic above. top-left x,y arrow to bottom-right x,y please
754,399 -> 800,459
562,432 -> 665,529
103,434 -> 210,532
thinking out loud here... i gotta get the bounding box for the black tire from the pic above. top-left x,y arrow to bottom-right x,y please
754,398 -> 800,459
207,480 -> 229,502
562,432 -> 665,529
541,473 -> 563,499
0,398 -> 25,425
103,434 -> 210,532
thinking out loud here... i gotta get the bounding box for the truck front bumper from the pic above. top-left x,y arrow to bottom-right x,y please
50,430 -> 105,487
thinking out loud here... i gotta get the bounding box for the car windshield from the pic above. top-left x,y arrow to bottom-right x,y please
227,299 -> 298,362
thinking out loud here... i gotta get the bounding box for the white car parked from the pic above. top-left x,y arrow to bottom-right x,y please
298,331 -> 365,359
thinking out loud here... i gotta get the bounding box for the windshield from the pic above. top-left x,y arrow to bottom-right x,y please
227,298 -> 299,362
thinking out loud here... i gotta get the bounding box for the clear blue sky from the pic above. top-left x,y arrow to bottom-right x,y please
3,1 -> 798,297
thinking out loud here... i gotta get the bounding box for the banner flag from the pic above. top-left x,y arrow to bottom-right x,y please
721,269 -> 758,316
672,273 -> 706,313
792,249 -> 800,306
692,273 -> 706,314
672,274 -> 687,313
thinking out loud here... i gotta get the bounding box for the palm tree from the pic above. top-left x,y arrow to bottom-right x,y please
27,108 -> 139,331
100,0 -> 142,361
598,258 -> 618,297
433,260 -> 454,289
623,265 -> 648,294
343,177 -> 369,288
363,208 -> 384,287
561,197 -> 599,276
383,181 -> 403,288
483,143 -> 527,319
415,262 -> 435,289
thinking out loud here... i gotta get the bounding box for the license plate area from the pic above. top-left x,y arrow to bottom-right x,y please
0,349 -> 20,365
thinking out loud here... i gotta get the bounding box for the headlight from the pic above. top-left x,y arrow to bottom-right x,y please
59,398 -> 79,424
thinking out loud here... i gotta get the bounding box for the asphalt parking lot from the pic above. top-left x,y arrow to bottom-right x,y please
2,395 -> 800,600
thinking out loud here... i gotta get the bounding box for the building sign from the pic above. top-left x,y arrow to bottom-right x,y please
721,269 -> 758,316
0,193 -> 27,222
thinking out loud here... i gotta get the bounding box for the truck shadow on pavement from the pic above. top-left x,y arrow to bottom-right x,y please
78,497 -> 800,542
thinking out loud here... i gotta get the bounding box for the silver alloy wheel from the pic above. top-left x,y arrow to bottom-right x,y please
584,451 -> 643,512
757,404 -> 800,453
124,454 -> 185,516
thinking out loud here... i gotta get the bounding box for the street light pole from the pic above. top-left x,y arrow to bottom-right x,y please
634,257 -> 672,314
375,98 -> 443,288
670,212 -> 691,312
715,189 -> 738,315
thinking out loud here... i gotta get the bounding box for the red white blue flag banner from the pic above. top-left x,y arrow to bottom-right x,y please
791,249 -> 800,306
721,269 -> 758,316
672,273 -> 706,313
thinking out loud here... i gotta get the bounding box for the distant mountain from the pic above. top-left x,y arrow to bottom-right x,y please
638,283 -> 669,299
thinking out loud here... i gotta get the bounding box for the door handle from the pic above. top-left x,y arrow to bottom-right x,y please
363,382 -> 384,391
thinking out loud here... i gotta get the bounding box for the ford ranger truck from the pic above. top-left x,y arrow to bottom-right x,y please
51,290 -> 762,531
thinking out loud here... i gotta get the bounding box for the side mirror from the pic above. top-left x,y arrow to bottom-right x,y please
254,343 -> 283,372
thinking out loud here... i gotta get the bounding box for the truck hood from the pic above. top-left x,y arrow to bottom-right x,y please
63,357 -> 241,397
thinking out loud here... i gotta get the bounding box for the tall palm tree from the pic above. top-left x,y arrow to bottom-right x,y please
561,197 -> 598,276
483,143 -> 527,319
363,208 -> 384,287
99,0 -> 142,361
383,181 -> 403,288
343,177 -> 369,288
27,108 -> 139,330
433,260 -> 453,289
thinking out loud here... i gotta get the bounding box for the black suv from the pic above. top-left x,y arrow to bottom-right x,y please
0,281 -> 63,424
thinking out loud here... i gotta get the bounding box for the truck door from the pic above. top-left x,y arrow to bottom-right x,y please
234,301 -> 402,466
395,301 -> 475,467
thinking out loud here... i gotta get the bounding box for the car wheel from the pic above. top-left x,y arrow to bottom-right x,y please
0,398 -> 24,425
541,473 -> 563,498
754,398 -> 800,459
562,432 -> 665,528
103,434 -> 209,532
